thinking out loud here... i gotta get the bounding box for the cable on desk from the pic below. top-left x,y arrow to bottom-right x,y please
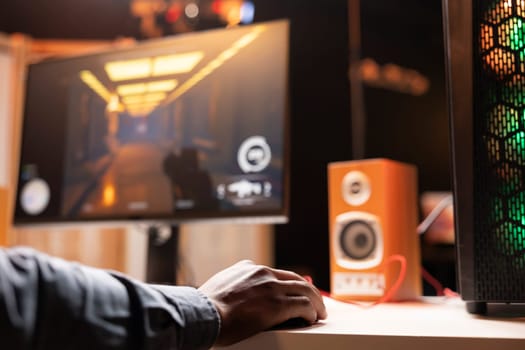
421,266 -> 459,297
305,253 -> 408,308
306,252 -> 458,307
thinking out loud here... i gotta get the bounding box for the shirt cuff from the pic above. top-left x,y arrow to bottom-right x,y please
152,285 -> 221,350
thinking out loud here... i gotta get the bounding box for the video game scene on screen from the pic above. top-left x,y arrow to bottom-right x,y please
15,20 -> 289,223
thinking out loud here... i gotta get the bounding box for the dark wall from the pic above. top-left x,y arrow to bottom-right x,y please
359,0 -> 454,294
254,0 -> 352,290
361,0 -> 451,193
0,0 -> 140,39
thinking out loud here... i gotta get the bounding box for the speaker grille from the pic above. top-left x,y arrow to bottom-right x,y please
473,0 -> 525,301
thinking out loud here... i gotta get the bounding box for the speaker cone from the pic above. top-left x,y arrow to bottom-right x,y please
339,220 -> 377,260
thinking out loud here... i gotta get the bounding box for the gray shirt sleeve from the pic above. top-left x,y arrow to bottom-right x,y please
0,246 -> 220,350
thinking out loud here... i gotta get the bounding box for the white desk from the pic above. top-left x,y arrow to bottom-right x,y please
220,297 -> 525,350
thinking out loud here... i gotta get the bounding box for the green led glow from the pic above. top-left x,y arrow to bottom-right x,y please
501,80 -> 525,107
495,222 -> 525,256
490,197 -> 505,224
503,131 -> 525,165
520,51 -> 525,75
487,105 -> 520,137
500,17 -> 525,50
508,192 -> 525,226
482,3 -> 525,270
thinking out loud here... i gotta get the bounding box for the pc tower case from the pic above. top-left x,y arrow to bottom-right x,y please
443,0 -> 525,314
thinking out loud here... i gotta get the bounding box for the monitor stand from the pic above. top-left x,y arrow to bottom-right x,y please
145,224 -> 179,285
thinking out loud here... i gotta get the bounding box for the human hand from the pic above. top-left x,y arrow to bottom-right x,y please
198,260 -> 327,346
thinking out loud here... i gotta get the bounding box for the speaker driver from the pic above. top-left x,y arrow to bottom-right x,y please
333,211 -> 383,270
342,171 -> 371,206
340,220 -> 377,260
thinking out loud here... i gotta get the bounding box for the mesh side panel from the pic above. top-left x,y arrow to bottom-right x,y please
473,0 -> 525,301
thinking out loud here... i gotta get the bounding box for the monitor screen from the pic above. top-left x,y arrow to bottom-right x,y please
14,19 -> 289,225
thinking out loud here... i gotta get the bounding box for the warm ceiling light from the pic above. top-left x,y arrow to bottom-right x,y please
117,83 -> 147,96
80,70 -> 111,102
147,79 -> 178,92
126,101 -> 160,109
152,52 -> 204,76
142,92 -> 168,103
122,95 -> 145,105
106,52 -> 202,82
163,25 -> 265,104
107,94 -> 124,113
105,58 -> 152,81
117,79 -> 177,96
233,30 -> 261,49
123,92 -> 167,105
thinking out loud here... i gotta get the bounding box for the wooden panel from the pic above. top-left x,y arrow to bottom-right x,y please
179,223 -> 274,286
1,34 -> 31,248
13,226 -> 128,271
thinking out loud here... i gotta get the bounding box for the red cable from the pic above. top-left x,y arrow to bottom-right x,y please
421,266 -> 445,296
305,254 -> 408,308
306,256 -> 459,307
373,254 -> 407,304
420,266 -> 459,297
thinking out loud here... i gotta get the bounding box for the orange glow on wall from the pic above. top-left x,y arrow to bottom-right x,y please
103,184 -> 116,207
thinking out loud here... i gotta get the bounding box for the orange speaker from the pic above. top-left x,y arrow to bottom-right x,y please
328,158 -> 421,302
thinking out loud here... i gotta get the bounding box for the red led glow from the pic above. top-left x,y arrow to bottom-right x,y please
212,0 -> 223,14
165,4 -> 182,23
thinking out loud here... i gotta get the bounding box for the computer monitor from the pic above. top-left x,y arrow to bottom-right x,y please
13,19 -> 290,227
